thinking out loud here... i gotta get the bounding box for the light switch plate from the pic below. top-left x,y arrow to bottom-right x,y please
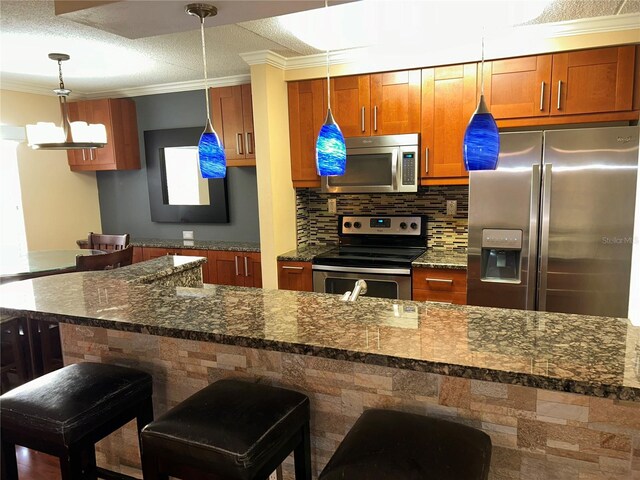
182,230 -> 194,240
446,200 -> 457,216
327,198 -> 337,214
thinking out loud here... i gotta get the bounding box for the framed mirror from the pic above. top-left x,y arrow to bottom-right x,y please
144,127 -> 229,223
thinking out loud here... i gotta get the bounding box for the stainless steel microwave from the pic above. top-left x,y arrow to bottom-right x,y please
321,134 -> 419,193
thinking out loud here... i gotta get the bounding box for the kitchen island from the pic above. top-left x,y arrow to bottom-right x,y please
0,256 -> 638,479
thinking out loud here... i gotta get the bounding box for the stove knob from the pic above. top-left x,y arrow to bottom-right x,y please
410,222 -> 418,230
400,222 -> 407,230
343,222 -> 352,229
353,221 -> 362,229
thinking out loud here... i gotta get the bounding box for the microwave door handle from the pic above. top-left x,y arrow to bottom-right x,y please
391,149 -> 398,189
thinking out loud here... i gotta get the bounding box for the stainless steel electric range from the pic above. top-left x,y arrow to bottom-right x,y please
312,215 -> 427,300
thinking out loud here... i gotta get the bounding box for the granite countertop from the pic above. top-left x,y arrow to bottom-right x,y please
77,238 -> 260,252
277,244 -> 468,270
277,244 -> 336,262
1,263 -> 637,402
106,255 -> 206,284
412,250 -> 468,269
133,238 -> 260,252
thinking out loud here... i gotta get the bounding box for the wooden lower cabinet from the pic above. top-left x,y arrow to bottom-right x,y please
208,251 -> 262,287
412,268 -> 467,305
277,261 -> 313,292
132,246 -> 143,264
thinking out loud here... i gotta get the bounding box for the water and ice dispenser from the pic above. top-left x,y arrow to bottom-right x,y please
480,229 -> 523,283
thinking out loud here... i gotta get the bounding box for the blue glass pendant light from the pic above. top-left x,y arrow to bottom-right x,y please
316,0 -> 346,176
187,3 -> 226,178
463,36 -> 499,171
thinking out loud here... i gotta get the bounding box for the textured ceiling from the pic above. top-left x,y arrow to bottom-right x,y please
0,0 -> 638,97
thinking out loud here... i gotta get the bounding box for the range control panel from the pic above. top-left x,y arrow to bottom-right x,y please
341,216 -> 424,236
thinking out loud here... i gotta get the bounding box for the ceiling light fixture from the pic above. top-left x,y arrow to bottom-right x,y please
186,3 -> 226,179
26,53 -> 106,151
315,0 -> 346,177
463,35 -> 499,171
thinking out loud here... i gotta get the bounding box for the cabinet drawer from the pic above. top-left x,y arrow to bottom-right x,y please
413,289 -> 467,305
278,261 -> 313,291
413,268 -> 466,292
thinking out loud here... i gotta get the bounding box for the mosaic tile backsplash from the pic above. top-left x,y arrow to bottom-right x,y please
296,186 -> 469,251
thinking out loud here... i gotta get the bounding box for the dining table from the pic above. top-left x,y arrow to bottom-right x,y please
0,249 -> 105,381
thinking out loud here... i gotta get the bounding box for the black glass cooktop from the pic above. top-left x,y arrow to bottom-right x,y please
313,246 -> 426,269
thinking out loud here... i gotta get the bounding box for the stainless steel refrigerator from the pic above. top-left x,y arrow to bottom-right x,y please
467,126 -> 638,318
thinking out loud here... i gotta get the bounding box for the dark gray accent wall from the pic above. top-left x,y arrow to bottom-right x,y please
97,90 -> 260,242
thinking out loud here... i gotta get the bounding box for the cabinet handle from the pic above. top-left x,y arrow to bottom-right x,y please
245,132 -> 253,154
426,278 -> 453,284
234,255 -> 239,276
539,81 -> 545,111
424,147 -> 429,174
82,149 -> 87,162
556,80 -> 562,110
236,133 -> 244,155
282,266 -> 304,270
244,256 -> 248,276
361,106 -> 365,132
373,105 -> 378,132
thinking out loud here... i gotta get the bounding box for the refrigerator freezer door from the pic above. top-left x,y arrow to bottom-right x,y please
467,131 -> 543,309
540,126 -> 638,317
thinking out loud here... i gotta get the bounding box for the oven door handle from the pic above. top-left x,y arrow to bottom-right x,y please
391,148 -> 398,190
312,264 -> 411,275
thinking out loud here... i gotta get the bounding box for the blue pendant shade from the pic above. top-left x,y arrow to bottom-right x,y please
316,109 -> 346,176
463,95 -> 500,171
198,119 -> 226,179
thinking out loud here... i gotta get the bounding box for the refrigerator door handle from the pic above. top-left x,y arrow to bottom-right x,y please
538,163 -> 552,312
527,164 -> 541,310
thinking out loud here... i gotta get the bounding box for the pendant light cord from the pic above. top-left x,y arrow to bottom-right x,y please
57,59 -> 65,90
480,28 -> 485,96
199,15 -> 211,121
325,0 -> 331,109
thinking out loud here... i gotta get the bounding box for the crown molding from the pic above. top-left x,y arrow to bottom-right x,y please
0,80 -> 92,99
540,12 -> 640,37
1,74 -> 252,99
239,50 -> 288,69
278,12 -> 640,70
84,74 -> 252,99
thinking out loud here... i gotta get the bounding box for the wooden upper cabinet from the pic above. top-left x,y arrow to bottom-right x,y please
288,79 -> 326,188
210,84 -> 255,166
551,46 -> 635,116
370,70 -> 421,135
330,75 -> 371,137
66,98 -> 140,171
482,55 -> 552,118
421,63 -> 477,185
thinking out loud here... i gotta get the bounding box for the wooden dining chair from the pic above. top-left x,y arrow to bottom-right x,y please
87,232 -> 130,251
75,245 -> 134,271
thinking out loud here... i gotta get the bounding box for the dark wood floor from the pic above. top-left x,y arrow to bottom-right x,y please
14,446 -> 61,480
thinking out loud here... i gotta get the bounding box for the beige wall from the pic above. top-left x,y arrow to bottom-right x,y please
0,90 -> 102,250
249,64 -> 297,289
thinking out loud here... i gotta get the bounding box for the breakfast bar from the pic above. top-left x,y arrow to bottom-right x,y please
1,256 -> 638,479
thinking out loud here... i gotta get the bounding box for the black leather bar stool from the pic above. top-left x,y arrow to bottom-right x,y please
319,409 -> 492,480
141,378 -> 311,480
0,362 -> 153,480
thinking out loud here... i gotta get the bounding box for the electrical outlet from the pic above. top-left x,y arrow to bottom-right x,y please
182,230 -> 194,240
268,471 -> 278,480
446,200 -> 457,216
327,198 -> 337,214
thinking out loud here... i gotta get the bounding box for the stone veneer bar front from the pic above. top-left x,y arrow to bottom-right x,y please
1,257 -> 638,479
